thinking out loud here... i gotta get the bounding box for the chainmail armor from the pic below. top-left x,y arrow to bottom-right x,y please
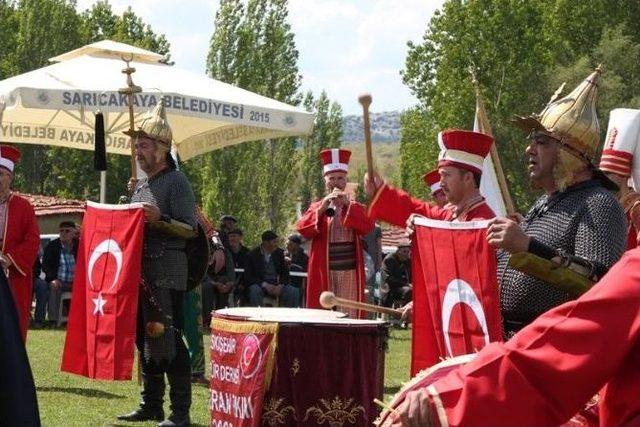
131,168 -> 196,363
499,179 -> 626,336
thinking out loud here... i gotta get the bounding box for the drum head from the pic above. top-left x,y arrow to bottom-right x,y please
213,307 -> 387,325
214,307 -> 346,323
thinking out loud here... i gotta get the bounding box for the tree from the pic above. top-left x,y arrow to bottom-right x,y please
548,26 -> 640,145
201,0 -> 302,245
402,0 -> 563,209
10,0 -> 86,195
398,107 -> 439,199
4,0 -> 171,201
0,1 -> 19,79
400,0 -> 640,211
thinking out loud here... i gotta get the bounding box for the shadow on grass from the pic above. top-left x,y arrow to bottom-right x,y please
384,385 -> 401,395
36,386 -> 124,399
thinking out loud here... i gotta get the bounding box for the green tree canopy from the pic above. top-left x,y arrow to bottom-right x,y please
401,0 -> 640,210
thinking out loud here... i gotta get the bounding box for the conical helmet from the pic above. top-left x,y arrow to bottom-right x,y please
126,103 -> 173,149
512,66 -> 601,163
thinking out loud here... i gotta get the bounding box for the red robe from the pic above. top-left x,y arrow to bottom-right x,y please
296,200 -> 374,318
3,193 -> 40,341
368,184 -> 495,227
421,247 -> 640,427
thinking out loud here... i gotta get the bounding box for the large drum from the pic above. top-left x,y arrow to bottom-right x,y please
211,307 -> 388,426
375,353 -> 599,427
376,353 -> 476,426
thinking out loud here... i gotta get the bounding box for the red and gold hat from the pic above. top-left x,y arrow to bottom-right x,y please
599,109 -> 640,178
422,169 -> 442,195
320,148 -> 351,175
437,129 -> 493,175
0,145 -> 20,172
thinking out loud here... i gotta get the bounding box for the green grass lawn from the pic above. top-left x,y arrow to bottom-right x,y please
27,327 -> 411,426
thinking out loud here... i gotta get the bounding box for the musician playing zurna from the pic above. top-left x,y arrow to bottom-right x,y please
117,104 -> 196,427
296,148 -> 374,318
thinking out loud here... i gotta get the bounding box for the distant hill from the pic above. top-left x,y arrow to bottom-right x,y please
342,111 -> 401,143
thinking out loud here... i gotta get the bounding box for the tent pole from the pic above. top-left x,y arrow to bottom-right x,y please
100,171 -> 107,203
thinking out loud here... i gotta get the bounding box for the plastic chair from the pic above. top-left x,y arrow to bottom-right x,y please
57,291 -> 72,327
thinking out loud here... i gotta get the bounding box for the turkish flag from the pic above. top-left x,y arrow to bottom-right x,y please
411,216 -> 502,375
61,201 -> 144,380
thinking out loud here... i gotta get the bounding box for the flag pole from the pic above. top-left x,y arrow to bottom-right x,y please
119,56 -> 142,180
471,74 -> 516,215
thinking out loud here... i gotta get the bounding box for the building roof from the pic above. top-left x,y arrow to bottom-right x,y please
16,192 -> 86,217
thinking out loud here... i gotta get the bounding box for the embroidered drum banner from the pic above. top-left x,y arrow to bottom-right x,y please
210,318 -> 278,427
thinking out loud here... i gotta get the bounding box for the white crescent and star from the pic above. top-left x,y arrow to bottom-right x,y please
87,239 -> 124,316
92,292 -> 107,316
441,278 -> 490,357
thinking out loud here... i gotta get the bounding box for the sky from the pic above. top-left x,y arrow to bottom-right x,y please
75,0 -> 446,115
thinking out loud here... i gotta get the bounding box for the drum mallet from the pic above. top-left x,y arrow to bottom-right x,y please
358,93 -> 375,181
319,291 -> 403,318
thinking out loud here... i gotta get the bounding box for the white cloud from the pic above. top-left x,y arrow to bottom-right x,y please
289,0 -> 358,29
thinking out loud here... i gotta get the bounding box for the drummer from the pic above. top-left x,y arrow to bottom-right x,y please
117,103 -> 196,427
364,130 -> 496,327
297,148 -> 375,318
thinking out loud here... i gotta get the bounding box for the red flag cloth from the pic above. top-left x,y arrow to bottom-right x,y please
411,216 -> 502,375
421,248 -> 640,427
61,201 -> 144,380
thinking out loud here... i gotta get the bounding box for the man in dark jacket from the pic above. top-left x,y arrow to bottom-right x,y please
41,221 -> 78,325
227,229 -> 250,304
380,243 -> 412,308
246,231 -> 298,307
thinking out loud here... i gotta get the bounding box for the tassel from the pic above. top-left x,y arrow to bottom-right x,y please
94,111 -> 107,171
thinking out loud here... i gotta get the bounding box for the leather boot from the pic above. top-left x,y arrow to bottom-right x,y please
118,373 -> 165,421
158,373 -> 191,427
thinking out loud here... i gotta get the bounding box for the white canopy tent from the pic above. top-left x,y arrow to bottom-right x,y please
0,40 -> 315,161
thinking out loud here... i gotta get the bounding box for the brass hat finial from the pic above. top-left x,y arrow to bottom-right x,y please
512,66 -> 602,163
126,102 -> 173,149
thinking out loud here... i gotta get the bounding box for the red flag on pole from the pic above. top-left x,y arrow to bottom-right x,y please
61,201 -> 144,380
411,216 -> 502,375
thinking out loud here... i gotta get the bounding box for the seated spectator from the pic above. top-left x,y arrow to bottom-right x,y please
246,231 -> 298,307
201,236 -> 236,327
380,242 -> 412,308
218,215 -> 238,249
227,229 -> 249,304
32,255 -> 48,328
42,221 -> 78,325
284,233 -> 308,305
